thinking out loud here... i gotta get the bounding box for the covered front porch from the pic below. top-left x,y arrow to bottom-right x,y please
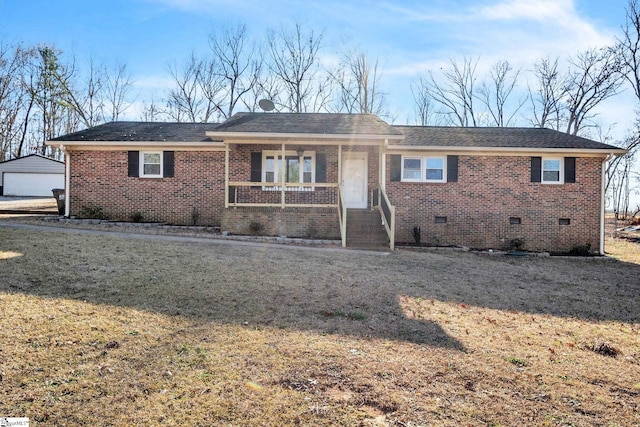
206,113 -> 403,249
220,141 -> 395,248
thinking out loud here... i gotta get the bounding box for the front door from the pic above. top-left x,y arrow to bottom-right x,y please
342,153 -> 368,209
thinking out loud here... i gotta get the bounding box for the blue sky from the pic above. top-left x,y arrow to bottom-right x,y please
0,0 -> 635,134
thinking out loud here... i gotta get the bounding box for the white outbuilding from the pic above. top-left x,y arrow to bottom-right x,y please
0,154 -> 65,197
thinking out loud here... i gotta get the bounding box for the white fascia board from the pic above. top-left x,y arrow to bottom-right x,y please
386,145 -> 627,157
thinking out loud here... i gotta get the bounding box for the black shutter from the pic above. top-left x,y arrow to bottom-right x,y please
564,157 -> 576,183
390,154 -> 402,182
250,152 -> 262,188
531,157 -> 541,182
163,151 -> 174,177
316,153 -> 327,191
316,153 -> 327,183
128,151 -> 139,177
447,155 -> 458,182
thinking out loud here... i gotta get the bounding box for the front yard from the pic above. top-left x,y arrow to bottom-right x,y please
0,226 -> 639,426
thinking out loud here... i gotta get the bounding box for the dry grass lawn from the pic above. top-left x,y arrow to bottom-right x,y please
0,226 -> 639,426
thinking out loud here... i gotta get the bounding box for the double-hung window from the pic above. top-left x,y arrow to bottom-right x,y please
141,152 -> 163,178
262,151 -> 315,190
401,156 -> 446,183
542,158 -> 562,183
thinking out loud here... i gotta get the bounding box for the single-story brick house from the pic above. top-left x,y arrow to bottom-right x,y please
47,113 -> 624,253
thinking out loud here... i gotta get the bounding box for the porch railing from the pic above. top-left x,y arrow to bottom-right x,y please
338,186 -> 347,247
372,187 -> 395,250
228,182 -> 339,208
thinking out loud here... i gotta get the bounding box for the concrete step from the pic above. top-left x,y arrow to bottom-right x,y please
346,209 -> 389,250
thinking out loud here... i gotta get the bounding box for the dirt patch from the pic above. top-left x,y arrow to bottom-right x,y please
0,226 -> 639,426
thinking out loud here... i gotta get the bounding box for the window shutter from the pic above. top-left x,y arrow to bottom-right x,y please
531,157 -> 541,182
316,153 -> 327,183
564,157 -> 576,183
163,151 -> 174,177
447,155 -> 458,182
250,152 -> 262,182
128,151 -> 139,177
390,155 -> 402,182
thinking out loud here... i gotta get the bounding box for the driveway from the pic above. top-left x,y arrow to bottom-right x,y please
0,196 -> 58,214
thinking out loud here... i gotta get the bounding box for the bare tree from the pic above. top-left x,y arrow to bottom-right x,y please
478,60 -> 524,127
265,22 -> 325,112
528,57 -> 565,130
424,57 -> 479,126
25,45 -> 76,156
410,75 -> 438,126
330,49 -> 386,115
140,98 -> 164,122
0,43 -> 29,160
166,53 -> 223,122
167,53 -> 206,122
563,48 -> 624,136
210,24 -> 260,119
58,57 -> 105,128
104,62 -> 132,121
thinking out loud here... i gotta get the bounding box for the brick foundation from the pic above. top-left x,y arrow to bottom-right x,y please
221,207 -> 340,239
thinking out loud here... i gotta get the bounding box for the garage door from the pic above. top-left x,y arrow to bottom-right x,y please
3,173 -> 65,197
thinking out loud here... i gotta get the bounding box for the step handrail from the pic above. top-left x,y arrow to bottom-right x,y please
338,186 -> 347,247
373,187 -> 395,250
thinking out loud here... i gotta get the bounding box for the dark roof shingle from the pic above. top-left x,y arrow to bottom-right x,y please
51,122 -> 219,142
393,126 -> 620,150
212,112 -> 403,136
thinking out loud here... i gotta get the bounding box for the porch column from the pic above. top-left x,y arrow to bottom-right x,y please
224,143 -> 229,208
281,143 -> 286,209
380,139 -> 387,191
338,144 -> 342,187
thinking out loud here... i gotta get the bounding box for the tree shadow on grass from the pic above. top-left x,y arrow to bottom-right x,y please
2,226 -> 640,351
0,228 -> 465,350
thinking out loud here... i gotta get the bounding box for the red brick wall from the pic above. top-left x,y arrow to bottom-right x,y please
70,150 -> 225,225
385,155 -> 603,252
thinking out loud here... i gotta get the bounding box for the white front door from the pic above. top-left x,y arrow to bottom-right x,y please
342,153 -> 368,209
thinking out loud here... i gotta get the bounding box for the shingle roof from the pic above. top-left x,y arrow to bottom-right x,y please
393,126 -> 620,150
48,115 -> 622,152
211,112 -> 403,136
50,122 -> 219,142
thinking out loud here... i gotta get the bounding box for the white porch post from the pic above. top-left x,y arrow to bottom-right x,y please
338,144 -> 342,186
64,148 -> 70,217
281,143 -> 286,209
224,143 -> 229,208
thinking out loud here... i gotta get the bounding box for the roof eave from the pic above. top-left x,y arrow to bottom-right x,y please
46,140 -> 225,149
205,131 -> 405,142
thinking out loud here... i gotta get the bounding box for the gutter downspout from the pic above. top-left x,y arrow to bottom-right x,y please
64,146 -> 70,217
600,154 -> 614,256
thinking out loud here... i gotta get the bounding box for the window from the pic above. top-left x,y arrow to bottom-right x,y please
542,158 -> 562,183
426,158 -> 444,181
400,156 -> 446,182
402,158 -> 422,181
140,152 -> 162,178
128,151 -> 173,178
262,151 -> 315,189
